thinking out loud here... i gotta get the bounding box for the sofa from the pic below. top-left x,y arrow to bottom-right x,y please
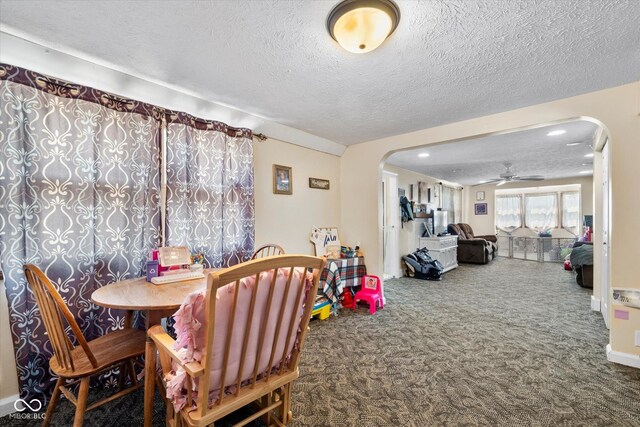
447,223 -> 498,264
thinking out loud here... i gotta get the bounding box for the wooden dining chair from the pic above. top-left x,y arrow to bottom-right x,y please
23,264 -> 146,427
251,243 -> 285,260
149,254 -> 325,427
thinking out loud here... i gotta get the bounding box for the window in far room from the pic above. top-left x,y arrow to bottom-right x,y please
496,194 -> 522,232
561,191 -> 580,235
441,184 -> 462,224
525,193 -> 558,231
495,185 -> 581,236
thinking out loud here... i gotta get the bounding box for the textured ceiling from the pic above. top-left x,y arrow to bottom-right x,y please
386,120 -> 599,185
0,1 -> 638,145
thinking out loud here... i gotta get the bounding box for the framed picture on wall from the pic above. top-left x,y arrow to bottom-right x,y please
474,203 -> 488,215
273,164 -> 292,195
476,191 -> 485,201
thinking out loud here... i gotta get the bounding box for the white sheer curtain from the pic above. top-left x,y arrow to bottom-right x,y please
562,191 -> 580,235
496,195 -> 522,232
441,185 -> 461,224
525,193 -> 557,231
453,189 -> 462,223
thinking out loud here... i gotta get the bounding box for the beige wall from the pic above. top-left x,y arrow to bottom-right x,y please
611,302 -> 640,355
340,81 -> 640,356
0,277 -> 19,402
464,176 -> 594,236
254,137 -> 341,255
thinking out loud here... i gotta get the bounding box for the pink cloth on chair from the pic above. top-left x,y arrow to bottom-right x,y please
164,268 -> 313,412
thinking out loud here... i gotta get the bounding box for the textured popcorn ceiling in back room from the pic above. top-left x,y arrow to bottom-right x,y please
0,0 -> 639,145
386,120 -> 600,185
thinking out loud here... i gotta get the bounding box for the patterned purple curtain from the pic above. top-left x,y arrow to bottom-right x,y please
0,64 -> 162,402
165,112 -> 254,267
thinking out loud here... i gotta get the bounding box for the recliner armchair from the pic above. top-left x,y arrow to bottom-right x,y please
447,223 -> 498,264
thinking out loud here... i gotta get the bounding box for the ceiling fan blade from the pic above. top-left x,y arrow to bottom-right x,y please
472,178 -> 503,187
517,176 -> 544,181
496,180 -> 507,186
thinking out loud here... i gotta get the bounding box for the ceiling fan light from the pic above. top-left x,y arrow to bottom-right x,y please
328,0 -> 400,54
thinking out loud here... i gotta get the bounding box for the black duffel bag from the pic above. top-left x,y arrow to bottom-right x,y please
403,247 -> 444,281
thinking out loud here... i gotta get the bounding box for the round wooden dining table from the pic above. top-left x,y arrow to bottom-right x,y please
91,271 -> 213,319
91,270 -> 215,427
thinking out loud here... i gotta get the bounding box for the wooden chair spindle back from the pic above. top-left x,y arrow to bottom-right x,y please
23,264 -> 98,372
199,255 -> 323,413
251,244 -> 285,260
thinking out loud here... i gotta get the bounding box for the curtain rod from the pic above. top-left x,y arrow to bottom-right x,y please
253,133 -> 268,141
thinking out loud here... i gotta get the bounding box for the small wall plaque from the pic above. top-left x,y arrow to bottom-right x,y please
309,177 -> 330,190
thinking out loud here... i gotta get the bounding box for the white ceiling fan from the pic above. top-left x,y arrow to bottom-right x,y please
477,162 -> 544,186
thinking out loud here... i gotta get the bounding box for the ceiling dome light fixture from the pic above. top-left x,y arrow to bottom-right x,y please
327,0 -> 400,54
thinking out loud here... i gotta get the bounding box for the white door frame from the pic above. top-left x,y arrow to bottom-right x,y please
600,139 -> 611,328
382,171 -> 402,279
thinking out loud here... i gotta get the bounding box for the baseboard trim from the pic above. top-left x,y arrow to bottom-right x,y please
0,394 -> 19,417
606,344 -> 640,369
591,296 -> 601,311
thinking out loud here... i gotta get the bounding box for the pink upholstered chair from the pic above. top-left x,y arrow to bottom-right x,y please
353,275 -> 384,314
149,255 -> 325,427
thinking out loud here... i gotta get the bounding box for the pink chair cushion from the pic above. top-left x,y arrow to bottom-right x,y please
165,267 -> 312,411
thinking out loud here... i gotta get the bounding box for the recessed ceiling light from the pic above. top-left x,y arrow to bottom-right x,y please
547,130 -> 566,136
418,153 -> 430,158
579,170 -> 592,174
566,142 -> 582,146
584,153 -> 594,158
